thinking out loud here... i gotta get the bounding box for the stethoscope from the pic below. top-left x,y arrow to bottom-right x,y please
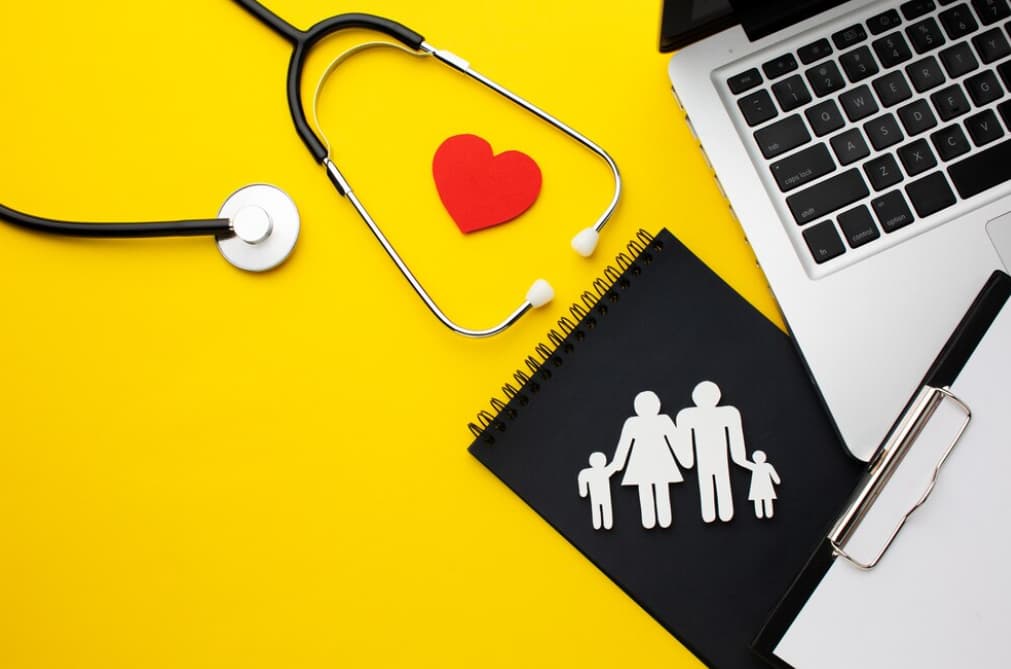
0,1 -> 621,338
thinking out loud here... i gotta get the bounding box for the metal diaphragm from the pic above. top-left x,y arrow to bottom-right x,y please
216,184 -> 300,272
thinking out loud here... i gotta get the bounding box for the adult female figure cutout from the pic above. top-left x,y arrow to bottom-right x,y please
608,391 -> 694,529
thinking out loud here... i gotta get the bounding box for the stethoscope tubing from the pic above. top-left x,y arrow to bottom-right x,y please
234,0 -> 622,338
232,0 -> 426,164
0,203 -> 230,238
0,2 -> 621,339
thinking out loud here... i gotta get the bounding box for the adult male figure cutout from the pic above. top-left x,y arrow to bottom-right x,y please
677,381 -> 752,523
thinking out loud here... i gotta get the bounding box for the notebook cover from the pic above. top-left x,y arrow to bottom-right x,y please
467,228 -> 863,668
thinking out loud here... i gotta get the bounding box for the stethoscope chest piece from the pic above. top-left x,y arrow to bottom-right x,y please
216,184 -> 300,272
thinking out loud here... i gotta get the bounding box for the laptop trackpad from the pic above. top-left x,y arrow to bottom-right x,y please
987,212 -> 1011,270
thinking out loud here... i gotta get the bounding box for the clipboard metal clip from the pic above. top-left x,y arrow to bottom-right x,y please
828,385 -> 972,570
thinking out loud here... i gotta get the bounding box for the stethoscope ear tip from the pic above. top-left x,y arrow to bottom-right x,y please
571,228 -> 600,257
216,184 -> 300,272
526,279 -> 555,309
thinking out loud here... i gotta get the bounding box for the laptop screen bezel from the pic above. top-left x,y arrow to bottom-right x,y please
659,0 -> 737,52
659,0 -> 850,52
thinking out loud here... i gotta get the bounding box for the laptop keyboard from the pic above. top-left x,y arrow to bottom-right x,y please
727,0 -> 1011,265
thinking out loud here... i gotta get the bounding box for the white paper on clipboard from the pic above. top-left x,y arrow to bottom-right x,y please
774,302 -> 1011,669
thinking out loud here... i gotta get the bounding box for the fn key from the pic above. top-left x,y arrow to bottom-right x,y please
803,221 -> 846,263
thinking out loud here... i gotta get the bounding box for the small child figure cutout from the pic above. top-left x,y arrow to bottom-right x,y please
748,450 -> 781,519
578,452 -> 614,530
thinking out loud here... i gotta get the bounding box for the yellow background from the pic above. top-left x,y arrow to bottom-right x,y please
0,2 -> 780,667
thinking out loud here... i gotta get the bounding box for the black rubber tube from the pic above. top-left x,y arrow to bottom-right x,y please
0,203 -> 231,238
287,13 -> 426,162
232,2 -> 426,163
231,0 -> 302,43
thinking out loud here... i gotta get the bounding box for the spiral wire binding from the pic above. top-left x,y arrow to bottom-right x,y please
468,229 -> 663,442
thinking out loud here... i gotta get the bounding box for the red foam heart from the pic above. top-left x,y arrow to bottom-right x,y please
432,134 -> 542,234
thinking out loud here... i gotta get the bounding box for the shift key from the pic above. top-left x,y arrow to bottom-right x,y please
786,169 -> 870,224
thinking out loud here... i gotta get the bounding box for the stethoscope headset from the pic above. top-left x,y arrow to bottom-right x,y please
0,1 -> 622,338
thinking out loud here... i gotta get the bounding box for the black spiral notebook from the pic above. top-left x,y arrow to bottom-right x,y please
467,229 -> 864,668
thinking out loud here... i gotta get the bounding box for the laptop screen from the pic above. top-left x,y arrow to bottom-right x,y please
660,0 -> 848,51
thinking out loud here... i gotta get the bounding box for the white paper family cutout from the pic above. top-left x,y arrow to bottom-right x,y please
577,382 -> 781,531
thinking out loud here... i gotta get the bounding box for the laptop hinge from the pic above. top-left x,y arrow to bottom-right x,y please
732,0 -> 851,41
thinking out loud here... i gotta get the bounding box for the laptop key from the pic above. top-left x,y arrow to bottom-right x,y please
763,53 -> 799,79
873,71 -> 914,106
931,84 -> 972,120
972,0 -> 1011,24
872,190 -> 916,231
802,220 -> 846,263
965,70 -> 1004,104
869,9 -> 904,35
864,153 -> 905,189
899,98 -> 940,133
806,61 -> 846,96
906,56 -> 947,92
833,25 -> 868,50
770,144 -> 836,191
838,205 -> 882,247
939,4 -> 980,37
948,136 -> 1011,196
997,60 -> 1011,88
873,32 -> 915,67
906,171 -> 957,216
840,84 -> 880,120
938,42 -> 980,77
772,75 -> 813,110
831,128 -> 872,164
728,68 -> 763,94
864,113 -> 905,149
806,99 -> 847,135
739,90 -> 778,126
907,18 -> 947,53
964,108 -> 1005,144
840,46 -> 881,82
798,38 -> 834,64
898,137 -> 939,174
971,27 -> 1011,62
787,169 -> 870,224
931,124 -> 973,158
753,114 -> 811,158
998,99 -> 1011,125
902,0 -> 938,19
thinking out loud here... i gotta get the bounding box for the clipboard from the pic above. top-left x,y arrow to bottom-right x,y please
754,270 -> 1011,669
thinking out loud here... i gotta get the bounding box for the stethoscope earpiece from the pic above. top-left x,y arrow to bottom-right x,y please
216,184 -> 300,272
526,279 -> 555,308
571,228 -> 601,257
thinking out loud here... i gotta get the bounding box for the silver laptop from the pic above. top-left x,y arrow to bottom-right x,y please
665,0 -> 1011,461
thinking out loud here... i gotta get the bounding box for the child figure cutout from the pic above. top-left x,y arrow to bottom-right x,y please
748,450 -> 781,519
578,452 -> 614,530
